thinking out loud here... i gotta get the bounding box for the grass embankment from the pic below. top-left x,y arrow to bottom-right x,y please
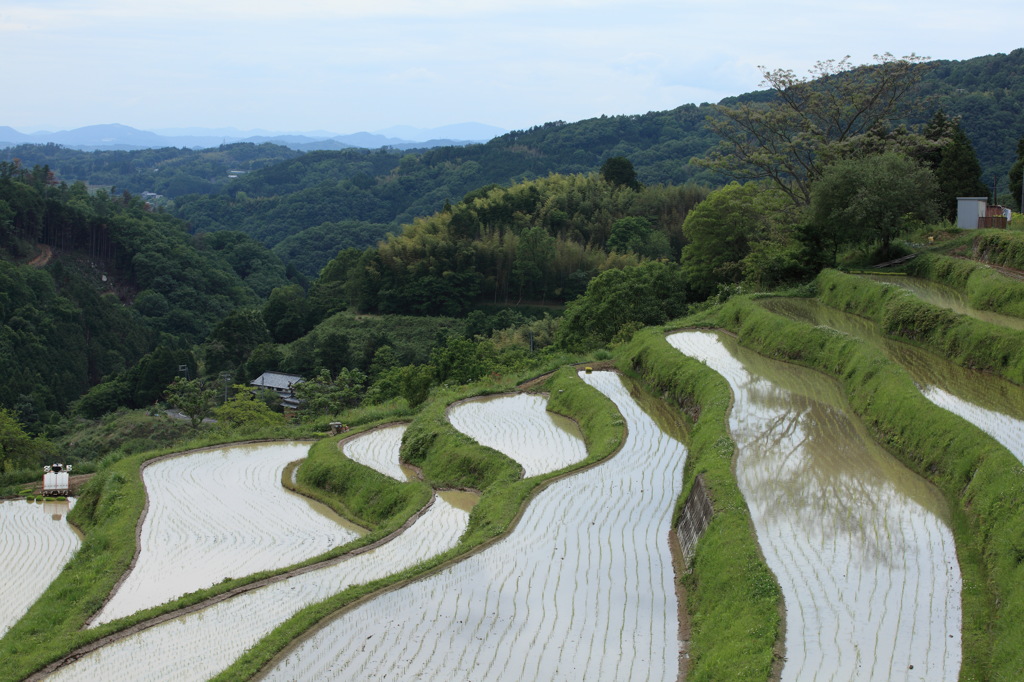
0,419 -> 422,682
615,328 -> 781,681
817,268 -> 1024,386
714,294 -> 1024,680
905,251 -> 1024,319
959,228 -> 1024,271
213,366 -> 625,681
291,434 -> 430,532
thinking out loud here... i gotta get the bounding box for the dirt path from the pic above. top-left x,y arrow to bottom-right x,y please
27,244 -> 53,268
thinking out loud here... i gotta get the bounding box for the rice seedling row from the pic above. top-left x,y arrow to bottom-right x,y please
45,494 -> 468,682
0,499 -> 80,637
92,442 -> 361,626
668,331 -> 961,681
340,424 -> 409,481
447,393 -> 588,477
260,371 -> 686,682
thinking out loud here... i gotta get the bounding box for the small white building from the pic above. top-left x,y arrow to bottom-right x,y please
956,197 -> 988,230
957,197 -> 1010,229
250,371 -> 303,409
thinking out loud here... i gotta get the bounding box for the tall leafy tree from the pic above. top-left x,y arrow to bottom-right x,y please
293,368 -> 367,419
212,385 -> 284,429
557,260 -> 688,351
680,182 -> 800,299
600,156 -> 640,190
703,54 -> 931,205
934,123 -> 988,220
1010,137 -> 1024,211
807,152 -> 939,265
164,377 -> 217,429
0,408 -> 40,473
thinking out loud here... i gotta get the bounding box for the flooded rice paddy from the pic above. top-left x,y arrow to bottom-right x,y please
0,498 -> 80,637
259,372 -> 686,682
863,274 -> 1024,331
341,424 -> 410,481
46,494 -> 469,682
447,393 -> 588,477
668,331 -> 961,681
92,442 -> 363,626
761,297 -> 1024,466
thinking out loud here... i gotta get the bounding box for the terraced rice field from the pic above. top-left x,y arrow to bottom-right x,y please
45,494 -> 469,682
761,297 -> 1024,466
260,372 -> 686,682
0,499 -> 80,637
864,274 -> 1024,331
341,424 -> 409,481
92,442 -> 363,625
448,393 -> 588,476
669,331 -> 961,681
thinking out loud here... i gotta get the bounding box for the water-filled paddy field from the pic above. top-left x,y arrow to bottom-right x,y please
259,372 -> 686,682
92,441 -> 363,626
0,499 -> 80,637
668,331 -> 961,681
341,423 -> 410,481
45,493 -> 468,682
761,297 -> 1024,466
863,274 -> 1024,331
448,392 -> 589,477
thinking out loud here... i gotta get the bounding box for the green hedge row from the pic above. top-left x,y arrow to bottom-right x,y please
715,294 -> 1024,680
615,327 -> 781,681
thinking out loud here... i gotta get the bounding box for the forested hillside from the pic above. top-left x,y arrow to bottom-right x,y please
0,142 -> 302,198
5,50 -> 1021,279
0,160 -> 294,427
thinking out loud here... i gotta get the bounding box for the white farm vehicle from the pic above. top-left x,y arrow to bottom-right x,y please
42,463 -> 72,497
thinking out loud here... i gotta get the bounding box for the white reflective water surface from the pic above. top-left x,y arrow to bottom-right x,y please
668,331 -> 961,682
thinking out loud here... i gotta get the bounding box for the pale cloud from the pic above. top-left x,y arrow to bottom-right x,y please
2,0 -> 1022,132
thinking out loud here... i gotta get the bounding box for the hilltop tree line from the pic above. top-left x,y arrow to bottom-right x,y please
3,50 -> 1022,282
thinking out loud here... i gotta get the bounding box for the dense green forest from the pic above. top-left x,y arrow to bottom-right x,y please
0,160 -> 296,432
4,50 -> 1023,279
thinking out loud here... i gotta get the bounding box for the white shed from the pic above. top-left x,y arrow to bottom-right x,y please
956,197 -> 988,230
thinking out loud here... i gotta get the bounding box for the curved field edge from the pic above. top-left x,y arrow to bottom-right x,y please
0,425 -> 428,682
714,294 -> 1024,680
816,268 -> 1024,386
213,367 -> 626,682
614,328 -> 782,682
904,251 -> 1024,320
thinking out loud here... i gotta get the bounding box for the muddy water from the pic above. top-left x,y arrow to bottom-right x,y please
0,498 -> 80,637
668,331 -> 961,681
260,371 -> 686,682
342,424 -> 409,481
45,495 -> 469,682
863,274 -> 1024,331
762,297 -> 1024,466
92,442 -> 362,626
447,393 -> 588,477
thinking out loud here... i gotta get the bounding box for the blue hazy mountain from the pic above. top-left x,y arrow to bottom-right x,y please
0,122 -> 507,151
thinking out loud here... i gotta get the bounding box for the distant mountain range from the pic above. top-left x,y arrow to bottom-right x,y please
0,122 -> 507,152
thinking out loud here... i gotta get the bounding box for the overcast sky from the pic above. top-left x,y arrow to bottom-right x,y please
3,0 -> 1022,135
